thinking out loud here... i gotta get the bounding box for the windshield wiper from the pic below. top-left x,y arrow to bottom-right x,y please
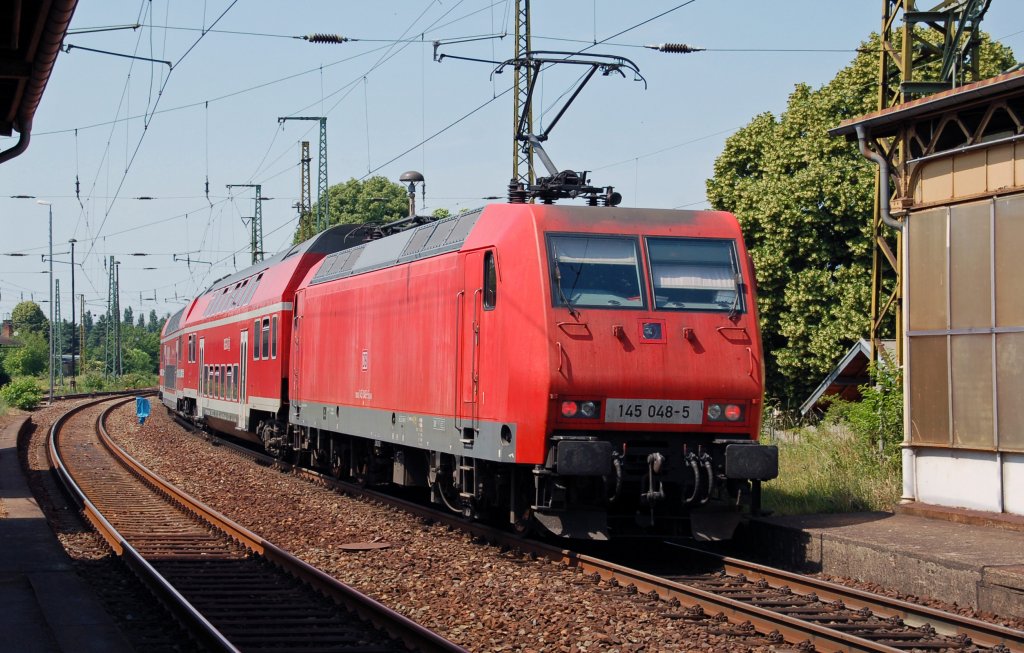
728,273 -> 742,320
552,257 -> 580,319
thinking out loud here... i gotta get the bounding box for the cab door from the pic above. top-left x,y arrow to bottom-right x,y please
238,328 -> 248,429
291,290 -> 304,404
460,251 -> 484,437
197,337 -> 206,418
460,249 -> 497,437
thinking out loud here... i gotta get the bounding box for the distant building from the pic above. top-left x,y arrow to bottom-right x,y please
0,320 -> 19,347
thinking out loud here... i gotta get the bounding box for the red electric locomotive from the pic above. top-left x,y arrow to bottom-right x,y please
279,202 -> 776,539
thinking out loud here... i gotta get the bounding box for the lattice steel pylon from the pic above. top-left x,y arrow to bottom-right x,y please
79,294 -> 85,370
104,257 -> 122,377
226,184 -> 265,264
53,279 -> 64,385
869,0 -> 991,364
513,0 -> 534,189
279,117 -> 328,233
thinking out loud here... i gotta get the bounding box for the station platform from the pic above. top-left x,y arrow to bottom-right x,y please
743,508 -> 1024,619
0,415 -> 132,653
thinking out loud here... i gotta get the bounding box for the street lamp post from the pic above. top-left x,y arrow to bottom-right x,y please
37,200 -> 53,404
69,238 -> 77,389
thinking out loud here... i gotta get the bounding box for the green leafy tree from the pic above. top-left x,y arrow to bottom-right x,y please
294,176 -> 408,243
707,32 -> 1014,403
2,331 -> 48,377
123,306 -> 133,326
123,347 -> 152,374
11,300 -> 48,336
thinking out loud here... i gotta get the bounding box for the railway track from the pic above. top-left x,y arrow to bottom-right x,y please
649,543 -> 1022,652
166,413 -> 1024,652
49,396 -> 464,653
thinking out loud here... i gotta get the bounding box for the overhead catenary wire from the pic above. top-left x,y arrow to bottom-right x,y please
82,0 -> 240,267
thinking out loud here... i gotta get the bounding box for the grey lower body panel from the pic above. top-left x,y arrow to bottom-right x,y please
291,400 -> 518,464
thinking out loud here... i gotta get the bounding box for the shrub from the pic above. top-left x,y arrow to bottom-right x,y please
822,357 -> 903,477
0,376 -> 44,410
761,358 -> 903,515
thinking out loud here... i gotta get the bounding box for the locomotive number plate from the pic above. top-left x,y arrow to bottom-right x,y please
605,399 -> 703,424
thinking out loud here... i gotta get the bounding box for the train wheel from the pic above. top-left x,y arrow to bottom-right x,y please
512,507 -> 535,536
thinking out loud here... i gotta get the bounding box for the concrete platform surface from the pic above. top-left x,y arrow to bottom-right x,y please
0,415 -> 132,653
745,510 -> 1024,617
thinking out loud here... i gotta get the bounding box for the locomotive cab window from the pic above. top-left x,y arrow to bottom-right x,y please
645,237 -> 743,312
483,251 -> 497,310
547,235 -> 644,309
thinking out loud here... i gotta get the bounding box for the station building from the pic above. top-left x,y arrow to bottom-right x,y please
834,70 -> 1024,517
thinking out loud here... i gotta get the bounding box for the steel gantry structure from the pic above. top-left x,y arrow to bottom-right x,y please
279,117 -> 329,233
868,0 -> 991,363
105,256 -> 122,377
513,0 -> 534,189
227,184 -> 265,264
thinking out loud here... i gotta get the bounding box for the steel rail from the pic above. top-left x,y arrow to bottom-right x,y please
49,395 -> 238,652
174,419 -> 912,652
666,542 -> 1024,651
53,397 -> 465,653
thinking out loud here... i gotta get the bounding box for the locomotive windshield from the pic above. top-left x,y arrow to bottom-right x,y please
547,235 -> 644,309
645,237 -> 743,312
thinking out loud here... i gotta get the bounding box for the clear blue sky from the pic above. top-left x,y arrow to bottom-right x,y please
2,1 -> 1023,323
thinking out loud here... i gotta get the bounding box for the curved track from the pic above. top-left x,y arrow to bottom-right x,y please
170,414 -> 1024,652
50,396 -> 464,653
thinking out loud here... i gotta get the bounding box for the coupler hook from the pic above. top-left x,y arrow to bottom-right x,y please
641,452 -> 666,505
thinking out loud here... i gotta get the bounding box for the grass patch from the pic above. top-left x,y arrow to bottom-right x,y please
761,423 -> 901,514
0,396 -> 8,417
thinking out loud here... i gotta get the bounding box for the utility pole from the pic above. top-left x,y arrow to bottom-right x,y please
53,279 -> 63,387
512,0 -> 534,188
870,0 -> 991,364
226,184 -> 265,264
278,117 -> 328,232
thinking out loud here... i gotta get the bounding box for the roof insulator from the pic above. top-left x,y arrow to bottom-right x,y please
646,43 -> 705,54
304,33 -> 349,44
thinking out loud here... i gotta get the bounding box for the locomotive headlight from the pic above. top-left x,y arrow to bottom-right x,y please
561,401 -> 579,417
707,403 -> 744,422
560,400 -> 600,419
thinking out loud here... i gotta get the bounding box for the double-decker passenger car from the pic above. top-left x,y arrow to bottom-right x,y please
160,226 -> 359,445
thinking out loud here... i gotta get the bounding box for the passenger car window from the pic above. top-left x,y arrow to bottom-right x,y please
271,315 -> 278,358
547,235 -> 643,309
261,318 -> 270,359
645,237 -> 743,312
